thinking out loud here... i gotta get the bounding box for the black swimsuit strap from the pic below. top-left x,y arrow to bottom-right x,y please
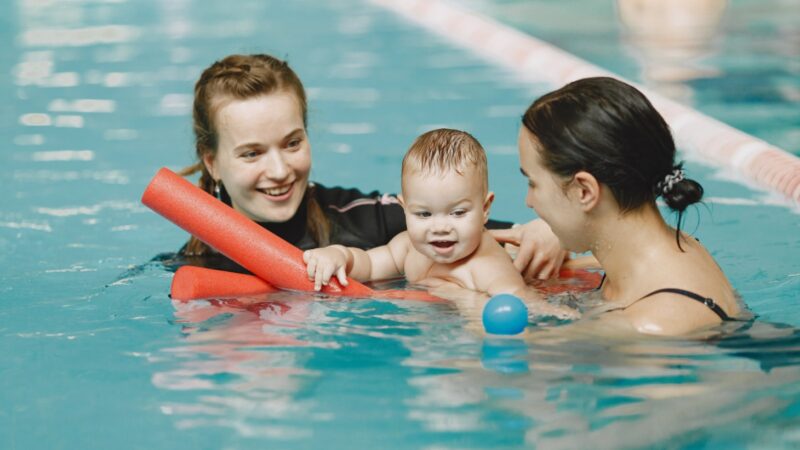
596,273 -> 606,290
602,282 -> 737,322
639,288 -> 732,321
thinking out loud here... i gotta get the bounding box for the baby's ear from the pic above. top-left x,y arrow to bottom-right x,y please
483,191 -> 495,223
397,194 -> 405,207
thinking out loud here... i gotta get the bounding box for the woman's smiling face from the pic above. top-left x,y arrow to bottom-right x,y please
204,91 -> 311,223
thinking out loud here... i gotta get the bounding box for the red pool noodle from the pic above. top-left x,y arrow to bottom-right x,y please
142,167 -> 373,296
171,266 -> 277,300
171,265 -> 443,302
170,263 -> 595,301
532,269 -> 601,294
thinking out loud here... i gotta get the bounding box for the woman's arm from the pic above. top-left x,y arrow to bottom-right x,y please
475,262 -> 580,321
489,218 -> 568,281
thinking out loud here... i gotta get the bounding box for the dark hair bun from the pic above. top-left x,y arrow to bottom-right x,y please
663,178 -> 703,212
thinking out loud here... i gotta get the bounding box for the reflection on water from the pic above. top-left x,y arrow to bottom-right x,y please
4,0 -> 799,447
409,317 -> 800,448
154,293 -> 321,438
152,289 -> 456,443
150,287 -> 800,447
616,0 -> 728,101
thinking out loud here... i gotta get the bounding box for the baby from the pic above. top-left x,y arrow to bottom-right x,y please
303,129 -> 575,318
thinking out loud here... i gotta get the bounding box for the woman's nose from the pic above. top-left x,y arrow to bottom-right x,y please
262,150 -> 290,180
525,190 -> 535,209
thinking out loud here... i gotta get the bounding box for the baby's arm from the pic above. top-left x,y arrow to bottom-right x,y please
476,258 -> 580,320
363,231 -> 411,280
303,232 -> 411,291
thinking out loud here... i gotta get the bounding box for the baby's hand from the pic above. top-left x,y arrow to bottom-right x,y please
303,246 -> 350,291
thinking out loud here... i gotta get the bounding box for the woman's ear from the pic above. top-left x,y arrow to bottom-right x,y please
202,153 -> 219,181
482,191 -> 495,223
570,171 -> 600,211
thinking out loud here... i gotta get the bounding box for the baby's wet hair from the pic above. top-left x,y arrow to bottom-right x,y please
402,128 -> 488,194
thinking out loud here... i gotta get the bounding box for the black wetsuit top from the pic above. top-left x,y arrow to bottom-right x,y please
160,182 -> 512,273
598,275 -> 735,321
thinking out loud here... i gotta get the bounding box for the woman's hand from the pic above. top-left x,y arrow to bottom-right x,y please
303,246 -> 350,291
526,297 -> 582,321
490,218 -> 568,281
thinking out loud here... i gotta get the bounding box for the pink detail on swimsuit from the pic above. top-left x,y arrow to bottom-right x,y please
328,193 -> 401,213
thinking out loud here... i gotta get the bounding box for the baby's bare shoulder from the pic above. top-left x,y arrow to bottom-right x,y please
467,234 -> 523,290
473,231 -> 515,263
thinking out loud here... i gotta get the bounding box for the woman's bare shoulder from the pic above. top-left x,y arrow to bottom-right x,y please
612,290 -> 727,336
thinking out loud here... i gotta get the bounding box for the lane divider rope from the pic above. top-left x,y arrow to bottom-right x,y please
371,0 -> 800,204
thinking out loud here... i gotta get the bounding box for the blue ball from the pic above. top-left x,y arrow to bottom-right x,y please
482,294 -> 529,335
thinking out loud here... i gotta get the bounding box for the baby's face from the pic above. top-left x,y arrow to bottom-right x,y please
401,166 -> 491,264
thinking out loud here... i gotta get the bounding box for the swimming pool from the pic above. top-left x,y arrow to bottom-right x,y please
2,0 -> 799,448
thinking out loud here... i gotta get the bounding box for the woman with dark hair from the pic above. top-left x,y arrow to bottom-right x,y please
174,53 -> 565,279
518,76 -> 745,335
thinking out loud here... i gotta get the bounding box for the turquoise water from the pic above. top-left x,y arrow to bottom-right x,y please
2,0 -> 799,448
465,0 -> 800,156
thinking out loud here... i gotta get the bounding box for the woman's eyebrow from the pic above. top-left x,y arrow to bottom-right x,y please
284,128 -> 304,138
232,128 -> 305,152
233,142 -> 261,152
519,167 -> 529,177
279,128 -> 306,144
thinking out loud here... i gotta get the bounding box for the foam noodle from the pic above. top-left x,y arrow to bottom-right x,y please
142,167 -> 373,296
532,269 -> 601,295
171,265 -> 442,302
171,263 -> 595,302
171,266 -> 277,300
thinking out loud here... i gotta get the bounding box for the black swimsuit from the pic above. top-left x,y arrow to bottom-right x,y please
624,288 -> 733,321
599,275 -> 735,321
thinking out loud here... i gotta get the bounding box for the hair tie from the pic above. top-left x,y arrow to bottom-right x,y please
656,167 -> 685,196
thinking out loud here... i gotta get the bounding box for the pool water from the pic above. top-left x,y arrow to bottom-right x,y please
2,0 -> 799,448
463,0 -> 800,156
